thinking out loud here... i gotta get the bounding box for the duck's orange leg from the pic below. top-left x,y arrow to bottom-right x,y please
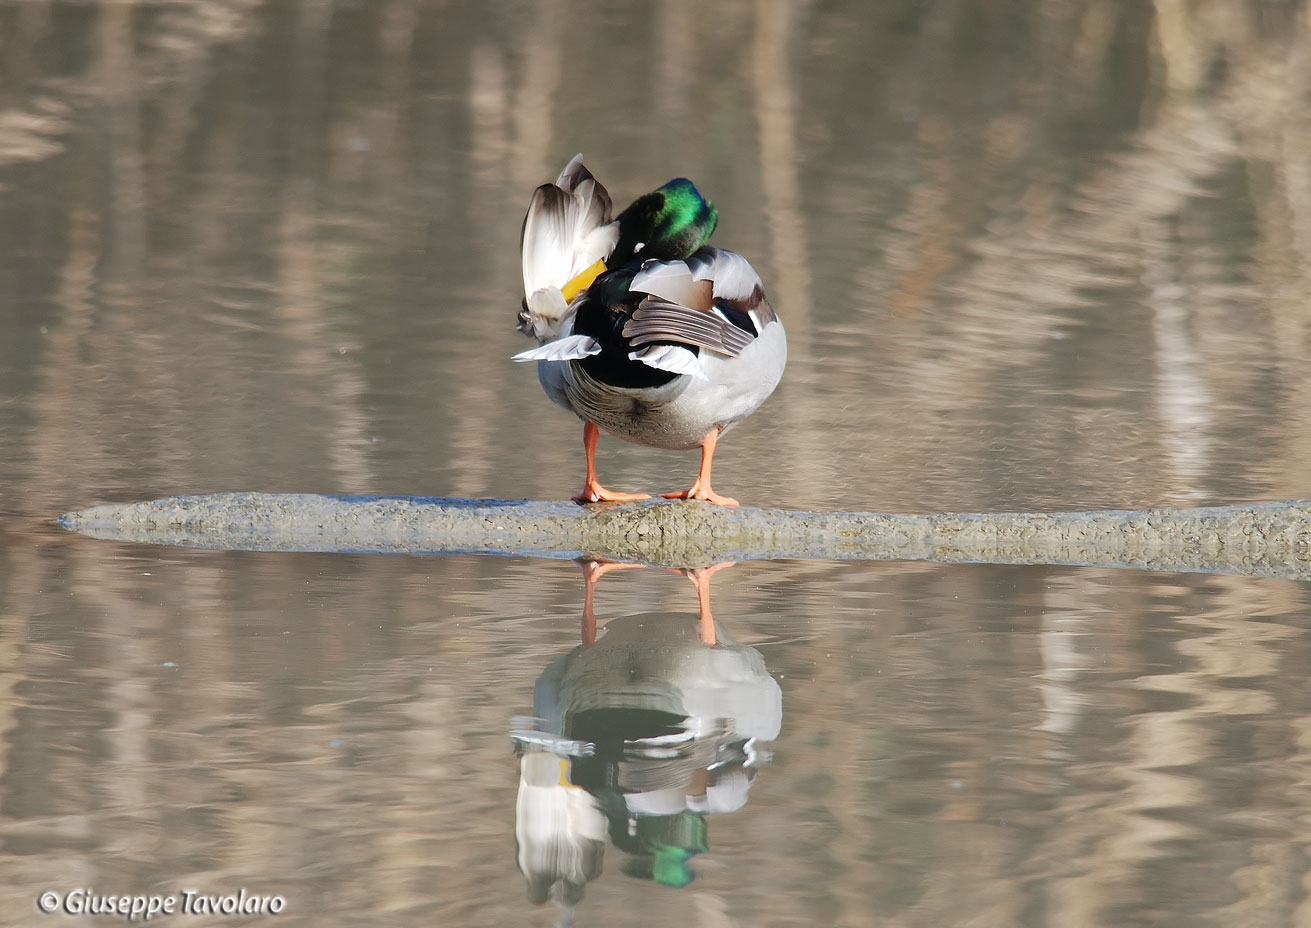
579,559 -> 644,644
663,426 -> 738,506
675,561 -> 736,645
573,421 -> 650,503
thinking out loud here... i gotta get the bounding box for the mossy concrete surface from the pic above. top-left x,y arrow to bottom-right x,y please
57,492 -> 1311,579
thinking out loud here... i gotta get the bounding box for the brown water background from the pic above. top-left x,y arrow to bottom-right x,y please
4,1 -> 1311,925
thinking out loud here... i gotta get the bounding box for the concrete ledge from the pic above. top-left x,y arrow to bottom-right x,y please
57,492 -> 1311,579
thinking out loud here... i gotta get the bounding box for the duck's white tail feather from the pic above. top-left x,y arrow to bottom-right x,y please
628,344 -> 709,380
520,286 -> 569,341
521,154 -> 618,298
512,334 -> 603,362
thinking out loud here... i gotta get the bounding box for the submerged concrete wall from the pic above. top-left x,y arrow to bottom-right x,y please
59,492 -> 1311,580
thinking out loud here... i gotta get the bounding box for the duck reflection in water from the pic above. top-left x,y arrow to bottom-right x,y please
511,560 -> 781,919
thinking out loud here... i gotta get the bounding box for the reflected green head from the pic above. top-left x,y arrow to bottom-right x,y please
613,177 -> 718,264
651,845 -> 696,888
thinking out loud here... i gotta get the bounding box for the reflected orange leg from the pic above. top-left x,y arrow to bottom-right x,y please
674,561 -> 736,645
579,559 -> 644,644
662,426 -> 738,506
573,422 -> 650,503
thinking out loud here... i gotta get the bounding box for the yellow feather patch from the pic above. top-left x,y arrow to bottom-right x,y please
560,258 -> 607,302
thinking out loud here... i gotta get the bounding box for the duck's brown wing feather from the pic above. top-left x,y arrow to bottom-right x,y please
622,247 -> 774,358
623,298 -> 756,357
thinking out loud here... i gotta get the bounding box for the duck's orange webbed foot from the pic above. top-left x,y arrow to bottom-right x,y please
662,425 -> 738,506
573,421 -> 650,503
661,485 -> 738,506
573,481 -> 650,504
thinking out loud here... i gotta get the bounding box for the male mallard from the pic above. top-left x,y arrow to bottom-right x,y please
513,155 -> 786,505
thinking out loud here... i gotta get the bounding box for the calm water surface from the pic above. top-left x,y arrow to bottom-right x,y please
4,1 -> 1311,925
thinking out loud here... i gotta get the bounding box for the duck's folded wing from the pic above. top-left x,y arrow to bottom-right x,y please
686,248 -> 766,303
622,298 -> 755,357
623,248 -> 774,358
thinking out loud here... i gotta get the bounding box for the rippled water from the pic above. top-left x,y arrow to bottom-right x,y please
4,1 -> 1311,925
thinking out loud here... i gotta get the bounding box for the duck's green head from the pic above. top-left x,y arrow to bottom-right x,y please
612,178 -> 718,265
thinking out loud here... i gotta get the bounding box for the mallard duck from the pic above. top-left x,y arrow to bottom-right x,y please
513,155 -> 786,505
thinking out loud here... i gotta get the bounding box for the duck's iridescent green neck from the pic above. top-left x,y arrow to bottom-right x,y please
611,178 -> 718,265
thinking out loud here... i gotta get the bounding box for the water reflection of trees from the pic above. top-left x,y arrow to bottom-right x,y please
2,1 -> 1311,925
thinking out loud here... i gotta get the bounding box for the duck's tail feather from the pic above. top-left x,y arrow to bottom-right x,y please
511,334 -> 602,363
